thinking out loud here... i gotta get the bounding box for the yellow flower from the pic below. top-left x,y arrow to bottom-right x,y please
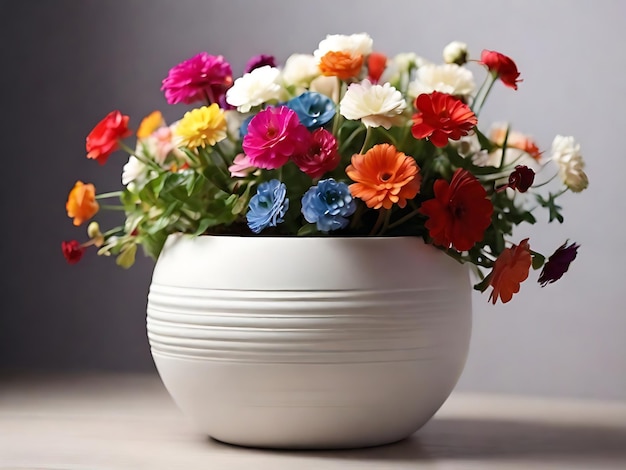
136,110 -> 165,138
175,104 -> 227,148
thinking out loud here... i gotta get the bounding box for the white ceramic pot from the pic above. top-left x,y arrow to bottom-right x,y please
147,234 -> 472,449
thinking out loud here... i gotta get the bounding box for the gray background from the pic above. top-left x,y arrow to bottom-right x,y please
1,0 -> 624,400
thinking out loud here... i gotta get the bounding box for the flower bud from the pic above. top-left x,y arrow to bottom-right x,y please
443,41 -> 469,65
87,221 -> 105,247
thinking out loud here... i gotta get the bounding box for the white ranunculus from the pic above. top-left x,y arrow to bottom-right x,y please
225,65 -> 283,113
408,63 -> 475,98
282,54 -> 319,88
122,155 -> 148,186
340,79 -> 407,129
551,135 -> 589,192
443,41 -> 469,64
314,33 -> 373,59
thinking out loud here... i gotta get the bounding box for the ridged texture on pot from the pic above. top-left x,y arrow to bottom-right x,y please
147,234 -> 472,449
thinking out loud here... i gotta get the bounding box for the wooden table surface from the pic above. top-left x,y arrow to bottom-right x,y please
1,373 -> 626,469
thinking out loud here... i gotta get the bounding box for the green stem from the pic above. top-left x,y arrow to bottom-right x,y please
339,125 -> 366,154
359,126 -> 373,154
369,208 -> 387,235
95,191 -> 122,200
531,172 -> 559,188
386,208 -> 421,230
498,125 -> 511,170
118,140 -> 163,172
472,73 -> 497,117
377,209 -> 393,235
100,204 -> 126,211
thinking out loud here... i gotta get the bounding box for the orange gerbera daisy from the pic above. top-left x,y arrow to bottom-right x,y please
488,238 -> 532,304
318,51 -> 364,81
66,181 -> 99,226
346,143 -> 421,209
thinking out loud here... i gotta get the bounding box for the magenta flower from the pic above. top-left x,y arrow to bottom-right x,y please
242,106 -> 311,169
245,54 -> 277,73
292,128 -> 340,178
228,153 -> 256,177
538,241 -> 579,287
161,52 -> 233,105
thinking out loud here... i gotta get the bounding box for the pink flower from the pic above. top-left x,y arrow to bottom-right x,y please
242,106 -> 311,169
161,52 -> 233,105
292,128 -> 340,178
245,54 -> 277,73
229,153 -> 256,177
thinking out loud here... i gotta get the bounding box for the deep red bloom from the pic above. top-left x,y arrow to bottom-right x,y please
507,165 -> 535,192
367,52 -> 387,84
411,92 -> 477,147
538,241 -> 579,287
488,238 -> 532,304
62,240 -> 84,265
86,111 -> 131,165
292,128 -> 340,179
480,50 -> 522,90
419,168 -> 493,251
161,52 -> 233,105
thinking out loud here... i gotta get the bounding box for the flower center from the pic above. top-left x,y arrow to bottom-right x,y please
380,172 -> 392,181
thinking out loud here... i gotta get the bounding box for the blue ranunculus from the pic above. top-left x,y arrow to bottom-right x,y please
246,179 -> 289,233
286,92 -> 336,130
301,179 -> 356,232
239,114 -> 254,139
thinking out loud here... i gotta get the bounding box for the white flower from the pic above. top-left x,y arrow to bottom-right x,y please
551,135 -> 589,192
408,63 -> 475,98
282,54 -> 319,88
225,66 -> 283,113
122,155 -> 148,186
443,41 -> 468,64
314,33 -> 373,59
340,79 -> 407,129
309,75 -> 340,102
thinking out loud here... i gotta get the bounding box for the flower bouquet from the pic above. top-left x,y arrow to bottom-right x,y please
63,33 -> 587,304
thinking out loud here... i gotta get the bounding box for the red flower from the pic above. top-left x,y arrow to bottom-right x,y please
367,52 -> 387,84
419,168 -> 493,251
411,92 -> 477,148
86,111 -> 131,165
480,50 -> 522,90
507,165 -> 535,193
62,240 -> 84,265
488,239 -> 532,304
538,241 -> 579,287
292,128 -> 340,179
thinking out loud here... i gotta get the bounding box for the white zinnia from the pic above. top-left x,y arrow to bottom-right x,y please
314,33 -> 373,59
443,41 -> 468,64
282,54 -> 319,88
340,79 -> 407,129
225,65 -> 283,113
551,135 -> 589,192
408,63 -> 475,98
122,155 -> 148,186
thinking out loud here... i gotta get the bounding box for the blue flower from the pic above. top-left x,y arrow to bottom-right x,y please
301,179 -> 356,232
239,114 -> 254,139
286,92 -> 336,130
246,179 -> 289,233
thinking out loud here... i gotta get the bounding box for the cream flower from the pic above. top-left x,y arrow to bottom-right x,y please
282,54 -> 320,88
225,65 -> 283,113
340,79 -> 407,129
443,41 -> 469,64
122,155 -> 148,186
551,135 -> 589,192
314,33 -> 373,59
408,63 -> 475,98
309,75 -> 341,102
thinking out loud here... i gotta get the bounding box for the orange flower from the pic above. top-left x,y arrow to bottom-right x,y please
66,181 -> 99,226
491,126 -> 542,160
319,51 -> 364,80
488,238 -> 532,304
136,110 -> 165,138
346,143 -> 421,209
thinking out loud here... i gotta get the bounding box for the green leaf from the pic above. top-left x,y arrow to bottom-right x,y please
192,218 -> 214,236
535,193 -> 564,223
297,223 -> 319,236
531,251 -> 546,270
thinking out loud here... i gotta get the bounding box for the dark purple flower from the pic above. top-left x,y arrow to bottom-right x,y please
538,241 -> 579,287
508,165 -> 535,192
245,54 -> 277,73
